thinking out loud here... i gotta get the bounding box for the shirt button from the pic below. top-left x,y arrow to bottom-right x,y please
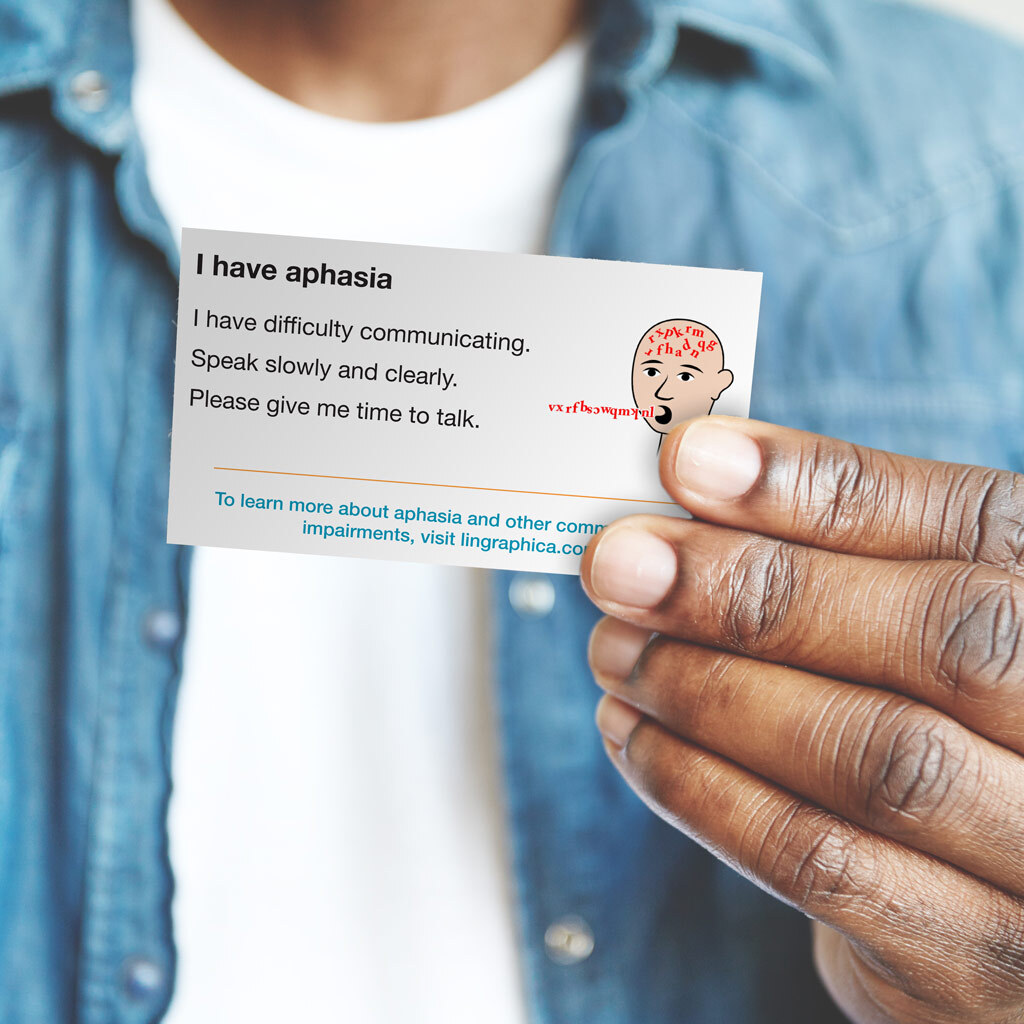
544,915 -> 595,965
508,575 -> 555,618
142,607 -> 181,649
121,956 -> 165,1000
68,70 -> 110,112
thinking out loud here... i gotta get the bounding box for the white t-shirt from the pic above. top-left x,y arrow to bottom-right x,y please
129,1 -> 589,1021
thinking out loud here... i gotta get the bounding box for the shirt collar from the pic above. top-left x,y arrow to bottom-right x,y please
590,0 -> 831,89
0,0 -> 135,152
0,0 -> 830,137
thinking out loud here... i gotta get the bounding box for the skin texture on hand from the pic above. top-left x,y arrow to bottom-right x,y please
581,416 -> 1024,1024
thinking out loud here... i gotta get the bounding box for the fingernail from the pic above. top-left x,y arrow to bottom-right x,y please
588,618 -> 649,683
595,694 -> 642,748
674,421 -> 762,500
590,529 -> 676,608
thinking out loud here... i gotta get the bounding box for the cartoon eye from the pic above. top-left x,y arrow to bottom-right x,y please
678,372 -> 694,382
642,367 -> 660,378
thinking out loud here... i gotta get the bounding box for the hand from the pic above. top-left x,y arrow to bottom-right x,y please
581,416 -> 1024,1024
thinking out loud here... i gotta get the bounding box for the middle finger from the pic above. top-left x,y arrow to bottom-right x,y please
580,516 -> 1024,754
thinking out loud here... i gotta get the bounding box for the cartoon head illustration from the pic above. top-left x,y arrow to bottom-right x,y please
632,319 -> 733,440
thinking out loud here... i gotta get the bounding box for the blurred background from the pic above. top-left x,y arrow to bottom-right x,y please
917,0 -> 1024,39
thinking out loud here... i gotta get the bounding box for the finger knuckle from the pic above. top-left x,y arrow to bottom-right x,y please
755,808 -> 871,914
933,566 -> 1024,704
960,468 -> 1024,573
679,649 -> 746,734
855,703 -> 978,834
795,439 -> 890,545
719,539 -> 804,655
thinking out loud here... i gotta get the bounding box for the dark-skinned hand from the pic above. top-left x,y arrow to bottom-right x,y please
581,415 -> 1024,1024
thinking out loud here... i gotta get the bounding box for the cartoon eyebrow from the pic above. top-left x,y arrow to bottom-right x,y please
677,364 -> 703,373
641,359 -> 663,365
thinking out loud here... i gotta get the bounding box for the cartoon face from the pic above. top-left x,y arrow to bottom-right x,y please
632,319 -> 734,436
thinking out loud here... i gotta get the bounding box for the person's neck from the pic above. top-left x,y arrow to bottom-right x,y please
168,0 -> 584,122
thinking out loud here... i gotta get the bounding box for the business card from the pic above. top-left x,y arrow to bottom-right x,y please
167,228 -> 761,574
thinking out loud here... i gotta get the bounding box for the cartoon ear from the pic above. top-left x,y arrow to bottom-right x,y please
711,368 -> 733,400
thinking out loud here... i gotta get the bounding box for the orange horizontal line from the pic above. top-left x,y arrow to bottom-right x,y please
213,466 -> 677,505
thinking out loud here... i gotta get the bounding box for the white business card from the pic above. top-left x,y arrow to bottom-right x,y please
167,228 -> 761,573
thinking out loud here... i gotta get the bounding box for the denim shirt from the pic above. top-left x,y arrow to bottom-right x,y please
1,0 -> 1023,1021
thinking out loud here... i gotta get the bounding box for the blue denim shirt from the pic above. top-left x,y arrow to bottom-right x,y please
2,0 -> 1023,1021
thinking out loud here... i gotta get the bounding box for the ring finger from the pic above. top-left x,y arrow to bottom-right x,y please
589,616 -> 1024,897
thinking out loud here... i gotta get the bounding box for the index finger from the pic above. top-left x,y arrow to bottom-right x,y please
661,417 -> 1023,574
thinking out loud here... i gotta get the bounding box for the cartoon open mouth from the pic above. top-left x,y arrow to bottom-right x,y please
655,404 -> 673,425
